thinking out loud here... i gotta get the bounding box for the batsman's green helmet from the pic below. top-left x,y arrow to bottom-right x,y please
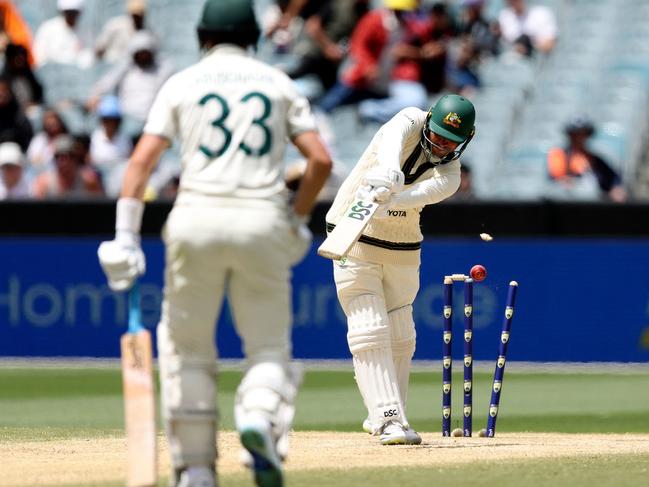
425,94 -> 476,143
197,0 -> 260,37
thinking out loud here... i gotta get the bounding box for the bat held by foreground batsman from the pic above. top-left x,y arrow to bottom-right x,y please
121,281 -> 157,487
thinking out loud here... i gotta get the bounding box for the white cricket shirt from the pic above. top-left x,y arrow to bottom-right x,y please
144,44 -> 316,201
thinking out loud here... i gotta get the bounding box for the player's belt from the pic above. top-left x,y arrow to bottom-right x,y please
325,222 -> 421,251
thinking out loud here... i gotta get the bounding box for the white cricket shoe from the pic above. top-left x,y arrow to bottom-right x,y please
362,418 -> 373,434
238,413 -> 283,487
379,421 -> 422,446
176,466 -> 216,487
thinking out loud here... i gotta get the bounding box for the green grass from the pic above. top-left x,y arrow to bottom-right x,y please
2,366 -> 648,486
1,367 -> 648,440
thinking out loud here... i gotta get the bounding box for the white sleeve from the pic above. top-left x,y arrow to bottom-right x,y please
142,77 -> 177,141
282,77 -> 317,137
536,7 -> 558,42
376,107 -> 423,171
33,25 -> 50,66
390,160 -> 461,209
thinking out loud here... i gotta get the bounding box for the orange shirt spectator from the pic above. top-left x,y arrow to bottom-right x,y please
0,1 -> 34,65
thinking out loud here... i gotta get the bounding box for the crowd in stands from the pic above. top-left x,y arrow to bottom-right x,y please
0,0 -> 629,203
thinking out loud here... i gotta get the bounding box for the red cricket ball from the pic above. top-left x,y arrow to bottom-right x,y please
470,264 -> 487,282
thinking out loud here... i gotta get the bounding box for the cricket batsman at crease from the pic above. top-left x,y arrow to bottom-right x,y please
326,94 -> 475,445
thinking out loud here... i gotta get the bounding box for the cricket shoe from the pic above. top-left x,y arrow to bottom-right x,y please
362,418 -> 373,434
379,420 -> 422,446
176,466 -> 216,487
239,413 -> 284,487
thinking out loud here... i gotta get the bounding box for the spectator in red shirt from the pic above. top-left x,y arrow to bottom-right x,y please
318,0 -> 428,122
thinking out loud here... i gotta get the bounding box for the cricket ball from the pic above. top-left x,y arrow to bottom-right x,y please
451,428 -> 464,437
470,264 -> 487,282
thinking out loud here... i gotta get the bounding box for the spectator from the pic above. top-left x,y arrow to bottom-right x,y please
0,0 -> 34,65
26,108 -> 68,171
1,43 -> 43,110
446,37 -> 480,97
72,133 -> 91,166
418,1 -> 455,95
89,31 -> 174,130
89,95 -> 132,173
288,0 -> 369,94
95,0 -> 150,64
319,0 -> 429,123
547,116 -> 627,203
0,77 -> 33,151
498,0 -> 557,54
32,134 -> 103,199
457,0 -> 499,57
0,141 -> 29,199
33,0 -> 93,67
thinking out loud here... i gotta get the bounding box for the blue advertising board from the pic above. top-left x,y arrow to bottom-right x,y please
1,237 -> 648,362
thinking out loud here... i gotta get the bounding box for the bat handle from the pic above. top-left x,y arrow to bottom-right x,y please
128,281 -> 144,334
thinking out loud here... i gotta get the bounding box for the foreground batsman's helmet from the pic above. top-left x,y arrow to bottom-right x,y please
421,94 -> 476,163
197,0 -> 260,48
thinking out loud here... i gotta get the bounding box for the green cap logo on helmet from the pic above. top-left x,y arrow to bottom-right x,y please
421,94 -> 476,163
443,112 -> 462,129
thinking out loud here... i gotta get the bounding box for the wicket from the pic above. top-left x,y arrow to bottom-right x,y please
441,274 -> 519,437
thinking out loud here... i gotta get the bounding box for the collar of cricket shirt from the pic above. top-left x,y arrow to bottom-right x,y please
203,44 -> 251,59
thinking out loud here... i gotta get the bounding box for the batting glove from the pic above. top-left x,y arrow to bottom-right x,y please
98,197 -> 145,292
98,234 -> 145,292
355,184 -> 392,204
362,167 -> 405,194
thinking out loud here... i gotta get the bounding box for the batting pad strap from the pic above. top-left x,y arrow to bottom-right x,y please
347,327 -> 390,353
116,197 -> 144,237
346,294 -> 391,353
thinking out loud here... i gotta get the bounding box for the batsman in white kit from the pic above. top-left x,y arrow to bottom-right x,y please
325,94 -> 476,445
97,0 -> 332,485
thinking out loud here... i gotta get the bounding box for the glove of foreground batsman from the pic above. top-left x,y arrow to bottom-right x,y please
98,234 -> 145,292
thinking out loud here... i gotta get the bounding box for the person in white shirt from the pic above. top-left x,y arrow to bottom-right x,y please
0,141 -> 30,199
90,95 -> 133,197
95,0 -> 150,64
498,0 -> 558,54
90,95 -> 132,174
89,31 -> 174,128
325,94 -> 475,446
33,0 -> 93,67
97,1 -> 332,485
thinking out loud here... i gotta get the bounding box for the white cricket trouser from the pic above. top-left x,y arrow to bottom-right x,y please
157,199 -> 308,468
333,256 -> 419,430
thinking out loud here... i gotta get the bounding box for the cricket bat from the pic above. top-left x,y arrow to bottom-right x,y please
121,282 -> 157,487
317,200 -> 379,260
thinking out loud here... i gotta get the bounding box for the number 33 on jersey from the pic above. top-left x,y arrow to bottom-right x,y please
143,45 -> 317,199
